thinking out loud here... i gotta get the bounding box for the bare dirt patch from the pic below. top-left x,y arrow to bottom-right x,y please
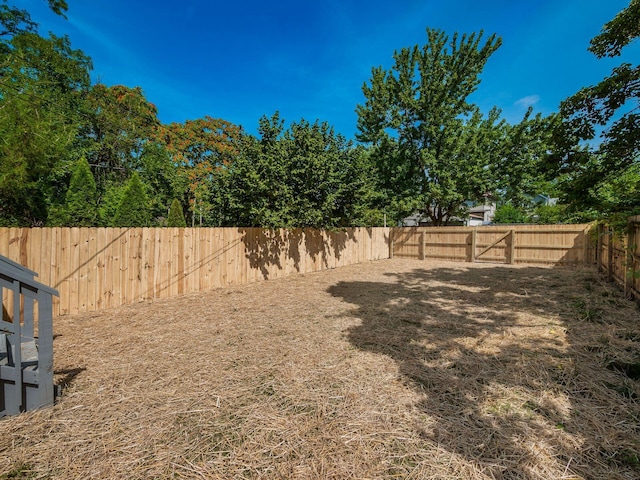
1,258 -> 640,479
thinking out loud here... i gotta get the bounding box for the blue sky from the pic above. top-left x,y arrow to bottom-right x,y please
15,0 -> 638,139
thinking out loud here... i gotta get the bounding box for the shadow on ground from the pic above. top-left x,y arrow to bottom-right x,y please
328,264 -> 640,479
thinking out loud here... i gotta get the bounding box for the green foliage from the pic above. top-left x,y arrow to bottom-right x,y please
46,0 -> 68,18
493,204 -> 529,224
113,173 -> 151,227
138,142 -> 183,223
0,29 -> 91,225
167,198 -> 187,227
356,28 -> 505,225
221,113 -> 381,228
81,84 -> 160,183
0,1 -> 36,42
61,157 -> 98,226
97,182 -> 125,226
495,111 -> 558,208
532,204 -> 567,224
553,0 -> 639,221
588,0 -> 640,58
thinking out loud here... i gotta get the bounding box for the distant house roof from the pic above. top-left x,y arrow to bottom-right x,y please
532,194 -> 558,206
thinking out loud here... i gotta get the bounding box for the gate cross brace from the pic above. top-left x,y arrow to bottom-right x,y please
475,231 -> 510,259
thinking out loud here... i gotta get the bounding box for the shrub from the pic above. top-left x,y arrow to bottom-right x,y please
167,199 -> 187,227
113,173 -> 151,227
493,204 -> 528,224
63,157 -> 98,226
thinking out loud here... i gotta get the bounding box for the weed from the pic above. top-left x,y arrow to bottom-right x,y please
571,298 -> 604,323
610,449 -> 640,467
0,464 -> 35,479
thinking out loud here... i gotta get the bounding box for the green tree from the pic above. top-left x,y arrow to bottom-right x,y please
113,173 -> 151,227
162,116 -> 242,226
138,142 -> 182,224
59,157 -> 98,226
494,110 -> 558,209
0,31 -> 91,225
356,29 -> 503,225
222,113 -> 380,228
553,0 -> 639,219
81,84 -> 160,182
532,204 -> 568,224
492,203 -> 528,224
167,198 -> 187,227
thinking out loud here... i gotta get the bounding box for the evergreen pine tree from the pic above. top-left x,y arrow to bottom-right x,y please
63,157 -> 98,226
113,173 -> 151,227
167,198 -> 187,227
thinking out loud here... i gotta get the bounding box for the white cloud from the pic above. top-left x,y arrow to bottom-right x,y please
515,95 -> 541,108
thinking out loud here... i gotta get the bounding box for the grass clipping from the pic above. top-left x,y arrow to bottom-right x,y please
2,258 -> 640,479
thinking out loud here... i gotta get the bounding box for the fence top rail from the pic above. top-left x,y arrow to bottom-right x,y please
0,255 -> 59,297
394,224 -> 592,234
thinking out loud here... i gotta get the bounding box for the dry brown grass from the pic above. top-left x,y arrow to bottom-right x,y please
1,258 -> 640,479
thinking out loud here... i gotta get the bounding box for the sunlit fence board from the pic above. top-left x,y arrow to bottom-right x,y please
392,224 -> 594,265
0,227 -> 391,317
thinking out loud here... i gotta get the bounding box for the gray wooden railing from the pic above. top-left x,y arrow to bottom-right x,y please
0,255 -> 58,417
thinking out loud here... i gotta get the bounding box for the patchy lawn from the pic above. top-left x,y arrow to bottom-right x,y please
1,258 -> 640,479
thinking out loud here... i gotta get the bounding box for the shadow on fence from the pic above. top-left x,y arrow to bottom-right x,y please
0,227 -> 390,316
238,228 -> 359,280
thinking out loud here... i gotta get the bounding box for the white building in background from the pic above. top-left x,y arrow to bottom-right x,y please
400,194 -> 557,227
466,203 -> 496,226
399,202 -> 497,226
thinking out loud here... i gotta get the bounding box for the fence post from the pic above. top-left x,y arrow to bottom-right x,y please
469,230 -> 477,263
626,221 -> 636,298
509,230 -> 516,264
608,228 -> 614,282
419,231 -> 425,260
583,226 -> 589,264
389,228 -> 394,259
632,219 -> 640,299
596,224 -> 602,271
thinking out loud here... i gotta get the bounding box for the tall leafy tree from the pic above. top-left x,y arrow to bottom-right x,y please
81,84 -> 160,180
0,30 -> 91,225
494,109 -> 559,208
138,142 -> 182,224
0,0 -> 66,42
222,113 -> 381,228
553,0 -> 639,219
356,28 -> 502,225
162,116 -> 242,225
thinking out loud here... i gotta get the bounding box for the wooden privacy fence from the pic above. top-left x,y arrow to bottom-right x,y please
392,224 -> 594,265
597,217 -> 640,301
0,227 -> 390,317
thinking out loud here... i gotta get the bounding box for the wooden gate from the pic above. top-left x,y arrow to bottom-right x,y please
391,225 -> 592,265
471,229 -> 515,264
